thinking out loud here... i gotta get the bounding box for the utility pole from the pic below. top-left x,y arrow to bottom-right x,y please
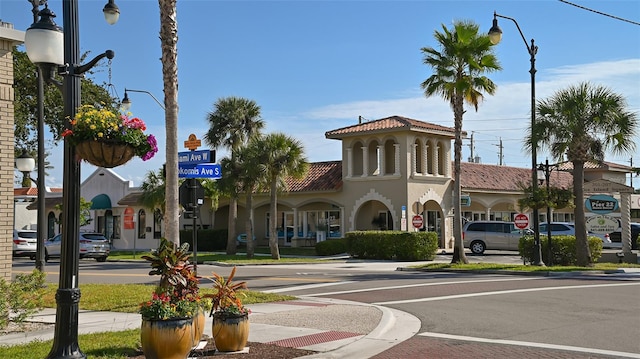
494,138 -> 503,165
467,131 -> 475,162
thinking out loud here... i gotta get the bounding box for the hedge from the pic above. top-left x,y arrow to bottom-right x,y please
345,231 -> 438,260
519,235 -> 602,265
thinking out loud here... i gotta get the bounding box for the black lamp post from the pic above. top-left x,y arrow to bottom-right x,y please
24,1 -> 120,358
121,88 -> 165,110
538,160 -> 559,265
489,11 -> 544,266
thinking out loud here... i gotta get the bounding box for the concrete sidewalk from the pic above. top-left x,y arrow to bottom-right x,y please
1,296 -> 421,358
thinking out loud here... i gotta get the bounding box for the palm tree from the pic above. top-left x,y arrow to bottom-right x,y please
235,140 -> 266,258
421,20 -> 501,264
204,97 -> 264,254
256,133 -> 308,259
529,82 -> 638,266
140,167 -> 167,220
158,0 -> 180,246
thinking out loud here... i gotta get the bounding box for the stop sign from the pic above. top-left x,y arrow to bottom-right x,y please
514,213 -> 529,229
412,215 -> 424,229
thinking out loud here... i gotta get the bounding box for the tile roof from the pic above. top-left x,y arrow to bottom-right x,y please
557,160 -> 633,172
14,187 -> 63,196
459,162 -> 573,192
325,115 -> 461,139
285,161 -> 342,192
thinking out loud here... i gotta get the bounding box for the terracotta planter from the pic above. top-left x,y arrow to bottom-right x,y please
211,313 -> 249,352
75,140 -> 136,168
141,317 -> 194,359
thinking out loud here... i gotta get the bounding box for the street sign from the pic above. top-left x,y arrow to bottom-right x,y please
178,163 -> 222,179
412,215 -> 424,229
178,150 -> 213,165
179,179 -> 205,209
514,213 -> 529,229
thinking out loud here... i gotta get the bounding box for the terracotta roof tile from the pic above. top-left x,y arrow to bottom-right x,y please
325,115 -> 461,139
557,160 -> 632,171
460,162 -> 573,192
286,161 -> 342,192
14,187 -> 63,196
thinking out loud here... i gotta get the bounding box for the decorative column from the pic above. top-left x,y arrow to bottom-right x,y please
378,145 -> 385,176
411,143 -> 418,176
422,143 -> 428,176
621,192 -> 632,254
394,144 -> 400,175
361,146 -> 368,177
346,147 -> 353,178
433,142 -> 440,176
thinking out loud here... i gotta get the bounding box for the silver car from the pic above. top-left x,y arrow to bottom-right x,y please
13,229 -> 38,259
45,232 -> 110,262
462,221 -> 524,254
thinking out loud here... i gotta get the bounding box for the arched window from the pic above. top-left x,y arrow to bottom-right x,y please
352,141 -> 364,176
415,139 -> 423,174
367,140 -> 379,176
426,140 -> 434,175
138,209 -> 146,239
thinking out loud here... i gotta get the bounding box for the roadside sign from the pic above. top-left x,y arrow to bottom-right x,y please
178,150 -> 213,165
412,215 -> 424,229
178,163 -> 222,179
514,213 -> 529,229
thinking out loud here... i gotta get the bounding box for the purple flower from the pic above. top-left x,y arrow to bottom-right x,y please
142,134 -> 158,161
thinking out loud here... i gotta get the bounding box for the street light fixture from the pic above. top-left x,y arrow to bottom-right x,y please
489,11 -> 544,266
24,1 -> 120,358
121,88 -> 166,110
15,149 -> 47,271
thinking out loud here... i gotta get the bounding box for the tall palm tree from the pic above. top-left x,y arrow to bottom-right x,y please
421,20 -> 501,264
204,97 -> 264,254
140,167 -> 166,219
529,82 -> 637,266
256,133 -> 308,260
158,0 -> 180,246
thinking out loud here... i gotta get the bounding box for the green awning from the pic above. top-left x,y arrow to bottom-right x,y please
90,194 -> 112,209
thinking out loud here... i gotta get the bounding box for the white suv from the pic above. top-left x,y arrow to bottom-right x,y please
539,222 -> 615,248
13,229 -> 38,259
462,221 -> 524,254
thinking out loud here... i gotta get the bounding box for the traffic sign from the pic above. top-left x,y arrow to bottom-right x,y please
412,215 -> 424,229
178,163 -> 222,179
514,213 -> 529,229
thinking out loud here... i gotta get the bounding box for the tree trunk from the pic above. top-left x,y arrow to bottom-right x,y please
573,160 -> 592,266
226,196 -> 238,255
158,0 -> 179,246
245,191 -> 254,259
451,99 -> 468,264
269,180 -> 280,259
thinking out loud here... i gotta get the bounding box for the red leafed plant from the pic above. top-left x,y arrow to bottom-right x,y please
204,266 -> 250,319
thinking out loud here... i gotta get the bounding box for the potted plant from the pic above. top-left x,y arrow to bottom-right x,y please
61,104 -> 158,168
139,238 -> 208,359
204,266 -> 250,352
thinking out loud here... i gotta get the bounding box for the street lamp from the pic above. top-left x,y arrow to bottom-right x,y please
24,1 -> 120,358
121,88 -> 165,110
537,159 -> 559,265
15,150 -> 46,271
489,11 -> 544,266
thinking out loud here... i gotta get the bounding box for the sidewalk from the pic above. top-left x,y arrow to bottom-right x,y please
1,296 -> 421,359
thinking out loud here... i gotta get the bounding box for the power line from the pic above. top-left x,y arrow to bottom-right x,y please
559,0 -> 640,26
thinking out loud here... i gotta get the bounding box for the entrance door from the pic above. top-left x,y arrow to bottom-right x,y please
426,210 -> 443,246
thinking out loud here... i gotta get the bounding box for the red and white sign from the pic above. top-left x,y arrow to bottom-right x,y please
514,213 -> 529,229
412,215 -> 424,229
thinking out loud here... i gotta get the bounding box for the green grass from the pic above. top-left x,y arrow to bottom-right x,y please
412,262 -> 640,272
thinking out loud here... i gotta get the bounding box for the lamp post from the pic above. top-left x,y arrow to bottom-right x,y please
15,149 -> 46,271
489,11 -> 544,266
538,160 -> 557,265
24,1 -> 120,358
121,88 -> 165,110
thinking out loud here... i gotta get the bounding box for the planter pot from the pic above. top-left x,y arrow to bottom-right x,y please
211,312 -> 249,352
75,140 -> 136,168
192,308 -> 206,346
141,317 -> 194,359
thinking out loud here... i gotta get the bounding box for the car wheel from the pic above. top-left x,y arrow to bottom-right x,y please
470,241 -> 486,255
29,254 -> 36,260
96,256 -> 107,262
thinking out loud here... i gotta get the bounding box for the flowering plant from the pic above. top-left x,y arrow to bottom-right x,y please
62,104 -> 158,161
204,266 -> 250,319
139,238 -> 210,320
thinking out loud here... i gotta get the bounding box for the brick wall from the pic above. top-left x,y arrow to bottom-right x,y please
0,23 -> 24,282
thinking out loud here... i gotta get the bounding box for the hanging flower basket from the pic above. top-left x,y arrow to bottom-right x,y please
75,140 -> 136,168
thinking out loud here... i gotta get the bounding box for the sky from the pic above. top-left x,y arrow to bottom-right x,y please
1,0 -> 639,189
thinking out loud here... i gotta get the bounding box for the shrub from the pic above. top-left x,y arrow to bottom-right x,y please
345,231 -> 438,260
519,235 -> 602,266
180,229 -> 227,252
315,238 -> 347,256
0,269 -> 46,329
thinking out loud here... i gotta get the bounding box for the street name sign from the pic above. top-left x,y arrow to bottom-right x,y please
178,163 -> 222,179
178,150 -> 213,165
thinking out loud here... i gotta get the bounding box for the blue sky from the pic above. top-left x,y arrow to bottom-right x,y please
2,0 -> 639,189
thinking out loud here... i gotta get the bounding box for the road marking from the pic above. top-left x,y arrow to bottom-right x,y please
303,277 -> 540,297
374,281 -> 640,305
264,281 -> 357,293
419,332 -> 640,359
12,270 -> 150,277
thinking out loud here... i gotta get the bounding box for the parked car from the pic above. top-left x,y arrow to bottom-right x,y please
539,222 -> 616,249
13,229 -> 37,259
45,232 -> 110,262
607,223 -> 640,250
462,221 -> 524,254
